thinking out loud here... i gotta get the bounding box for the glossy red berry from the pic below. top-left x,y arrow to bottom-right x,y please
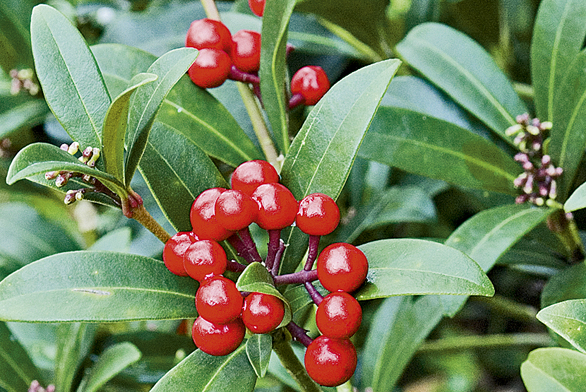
231,30 -> 261,73
163,231 -> 199,276
251,183 -> 298,230
248,0 -> 265,16
317,243 -> 368,293
185,19 -> 233,53
304,336 -> 357,387
296,193 -> 340,236
183,239 -> 227,282
231,160 -> 279,196
195,276 -> 244,324
242,292 -> 285,334
291,66 -> 330,106
187,48 -> 232,89
215,189 -> 259,231
190,188 -> 234,241
192,316 -> 245,356
316,292 -> 362,339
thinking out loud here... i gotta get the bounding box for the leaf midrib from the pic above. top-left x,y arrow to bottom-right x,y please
200,345 -> 247,391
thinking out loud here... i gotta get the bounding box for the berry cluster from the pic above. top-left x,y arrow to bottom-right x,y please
184,13 -> 331,109
163,159 -> 369,386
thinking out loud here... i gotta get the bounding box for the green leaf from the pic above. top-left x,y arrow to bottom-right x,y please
281,59 -> 401,200
359,295 -> 444,391
283,282 -> 328,323
0,251 -> 197,322
542,263 -> 586,308
150,345 -> 257,392
564,181 -> 586,212
0,99 -> 49,139
259,0 -> 296,154
441,204 -> 556,316
396,23 -> 526,143
78,342 -> 142,392
31,5 -> 111,156
521,347 -> 586,392
354,239 -> 494,300
246,334 -> 272,378
537,300 -> 586,353
6,142 -> 127,198
139,121 -> 228,232
531,0 -> 586,122
102,73 -> 158,182
89,228 -> 132,253
124,47 -> 198,186
359,107 -> 521,194
54,323 -> 97,392
0,322 -> 43,392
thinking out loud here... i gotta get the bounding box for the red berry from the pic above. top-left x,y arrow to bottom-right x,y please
163,231 -> 199,276
231,160 -> 279,196
215,189 -> 259,231
304,336 -> 357,387
291,66 -> 330,106
317,243 -> 368,293
231,30 -> 261,73
242,292 -> 285,334
183,239 -> 227,282
185,19 -> 233,53
316,292 -> 362,339
192,316 -> 245,356
248,0 -> 265,16
190,188 -> 234,241
251,183 -> 298,230
296,193 -> 340,236
187,48 -> 232,89
195,276 -> 243,324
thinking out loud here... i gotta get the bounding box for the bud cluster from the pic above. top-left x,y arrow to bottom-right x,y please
10,68 -> 40,96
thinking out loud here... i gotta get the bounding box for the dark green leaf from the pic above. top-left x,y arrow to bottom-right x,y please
31,5 -> 110,156
354,239 -> 494,300
102,73 -> 158,182
359,107 -> 521,194
246,334 -> 272,378
542,263 -> 586,308
0,99 -> 48,139
139,121 -> 228,232
124,47 -> 198,186
537,300 -> 586,353
521,348 -> 586,391
150,345 -> 257,392
276,227 -> 309,275
282,282 -> 328,323
281,59 -> 401,200
0,0 -> 34,70
564,181 -> 586,212
259,0 -> 296,154
441,204 -> 556,316
78,342 -> 142,392
396,23 -> 526,142
0,322 -> 43,392
531,0 -> 586,122
54,323 -> 97,392
0,251 -> 198,322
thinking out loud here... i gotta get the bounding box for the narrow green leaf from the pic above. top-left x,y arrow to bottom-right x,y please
521,348 -> 586,392
246,334 -> 272,378
150,345 -> 257,392
0,322 -> 43,392
537,300 -> 586,353
441,204 -> 556,316
354,239 -> 494,300
124,47 -> 198,185
31,5 -> 110,156
0,251 -> 198,322
78,342 -> 142,392
54,323 -> 97,392
139,121 -> 228,232
281,59 -> 401,200
6,142 -> 127,198
102,73 -> 158,182
0,99 -> 48,139
531,0 -> 586,122
564,181 -> 586,212
359,107 -> 521,194
396,23 -> 526,142
259,0 -> 296,154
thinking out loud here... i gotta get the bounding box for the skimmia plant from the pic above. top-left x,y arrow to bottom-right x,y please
2,0 -> 586,391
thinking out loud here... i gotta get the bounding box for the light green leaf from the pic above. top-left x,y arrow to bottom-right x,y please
0,322 -> 43,392
89,228 -> 132,253
246,334 -> 272,378
0,99 -> 49,139
538,299 -> 586,353
521,347 -> 586,392
0,251 -> 198,322
54,323 -> 97,392
354,239 -> 494,300
31,5 -> 110,157
150,345 -> 257,392
564,181 -> 586,212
